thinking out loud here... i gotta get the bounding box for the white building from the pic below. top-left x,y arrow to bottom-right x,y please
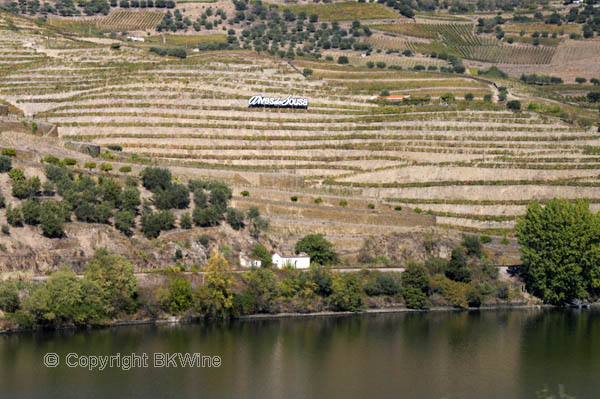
127,36 -> 145,42
239,254 -> 261,268
272,253 -> 310,269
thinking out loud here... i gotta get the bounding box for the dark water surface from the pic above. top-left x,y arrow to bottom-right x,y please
1,308 -> 599,399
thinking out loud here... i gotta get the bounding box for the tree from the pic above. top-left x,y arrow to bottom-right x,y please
330,273 -> 365,311
337,55 -> 348,64
193,206 -> 221,227
209,183 -> 231,213
515,199 -> 600,305
121,186 -> 141,213
84,248 -> 137,314
587,91 -> 600,103
445,247 -> 471,283
23,269 -> 110,327
250,244 -> 272,267
197,248 -> 233,318
180,212 -> 192,229
295,234 -> 338,265
401,262 -> 430,309
114,210 -> 135,236
464,93 -> 474,101
194,188 -> 208,207
247,206 -> 269,239
160,277 -> 193,314
141,167 -> 172,191
84,162 -> 96,170
22,198 -> 41,225
99,163 -> 113,173
40,200 -> 65,238
575,77 -> 586,84
507,100 -> 521,110
226,208 -> 245,230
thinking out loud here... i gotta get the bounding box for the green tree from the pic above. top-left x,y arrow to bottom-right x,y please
5,205 -> 24,227
515,199 -> 600,305
84,248 -> 137,314
160,277 -> 193,314
114,210 -> 135,236
462,235 -> 482,257
180,212 -> 193,229
247,206 -> 269,239
401,262 -> 431,309
226,208 -> 245,230
22,198 -> 41,225
235,268 -> 277,314
250,244 -> 272,267
193,206 -> 221,227
445,247 -> 471,283
295,234 -> 339,265
330,273 -> 365,311
23,269 -> 110,327
40,200 -> 65,238
0,155 -> 12,173
141,167 -> 172,191
197,248 -> 233,318
121,186 -> 141,213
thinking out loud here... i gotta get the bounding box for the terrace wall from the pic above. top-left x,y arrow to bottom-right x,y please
231,197 -> 436,228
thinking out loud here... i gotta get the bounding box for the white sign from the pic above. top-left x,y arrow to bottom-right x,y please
248,95 -> 308,109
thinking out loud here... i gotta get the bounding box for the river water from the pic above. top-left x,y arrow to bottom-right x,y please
1,308 -> 599,399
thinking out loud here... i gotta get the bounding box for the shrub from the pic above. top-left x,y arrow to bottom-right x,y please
154,183 -> 190,210
501,237 -> 510,245
22,199 -> 41,225
462,235 -> 482,257
465,93 -> 474,101
40,201 -> 65,238
364,272 -> 400,296
107,145 -> 122,151
394,205 -> 402,211
337,55 -> 348,64
575,77 -> 586,84
330,274 -> 365,311
240,190 -> 249,197
12,176 -> 41,199
0,280 -> 19,312
179,213 -> 192,229
302,68 -> 313,77
339,199 -> 348,207
99,163 -> 113,173
0,155 -> 12,172
160,277 -> 193,314
110,42 -> 120,50
119,166 -> 132,173
63,158 -> 77,166
84,162 -> 96,170
483,94 -> 492,102
314,197 -> 323,204
290,195 -> 298,202
466,286 -> 482,307
1,148 -> 16,157
480,235 -> 492,244
507,100 -> 521,111
368,203 -> 375,209
376,61 -> 386,69
1,224 -> 9,235
6,205 -> 23,226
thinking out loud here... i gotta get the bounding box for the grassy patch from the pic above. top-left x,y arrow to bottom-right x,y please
283,2 -> 399,22
503,23 -> 581,35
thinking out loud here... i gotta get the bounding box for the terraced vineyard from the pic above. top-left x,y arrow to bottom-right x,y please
371,23 -> 557,64
2,17 -> 600,235
96,10 -> 164,32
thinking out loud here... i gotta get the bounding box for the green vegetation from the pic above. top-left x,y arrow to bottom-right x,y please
283,2 -> 397,22
516,199 -> 600,305
295,234 -> 339,265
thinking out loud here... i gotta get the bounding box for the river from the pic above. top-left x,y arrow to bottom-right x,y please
1,308 -> 599,399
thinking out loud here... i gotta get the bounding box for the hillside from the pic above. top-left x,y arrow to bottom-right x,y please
0,0 -> 598,273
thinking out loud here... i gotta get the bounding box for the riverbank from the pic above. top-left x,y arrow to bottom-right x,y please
0,301 -> 545,335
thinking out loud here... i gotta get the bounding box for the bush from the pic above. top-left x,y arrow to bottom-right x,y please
40,200 -> 65,238
314,197 -> 323,204
6,205 -> 23,227
480,235 -> 492,244
465,93 -> 474,101
99,163 -> 113,173
240,190 -> 249,197
1,148 -> 16,157
364,272 -> 400,296
84,162 -> 96,170
337,55 -> 348,64
339,199 -> 348,207
501,237 -> 510,245
114,210 -> 135,236
160,277 -> 193,314
179,213 -> 192,229
507,100 -> 521,111
0,155 -> 12,172
330,274 -> 365,311
368,203 -> 375,209
0,280 -> 19,313
1,224 -> 9,235
63,158 -> 77,166
110,42 -> 120,50
466,286 -> 482,307
22,198 -> 41,225
107,145 -> 122,151
154,183 -> 190,210
119,166 -> 132,173
302,68 -> 313,77
290,195 -> 298,202
462,235 -> 482,257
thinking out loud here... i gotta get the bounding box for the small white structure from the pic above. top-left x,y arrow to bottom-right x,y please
239,254 -> 261,268
272,253 -> 310,269
127,36 -> 145,42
